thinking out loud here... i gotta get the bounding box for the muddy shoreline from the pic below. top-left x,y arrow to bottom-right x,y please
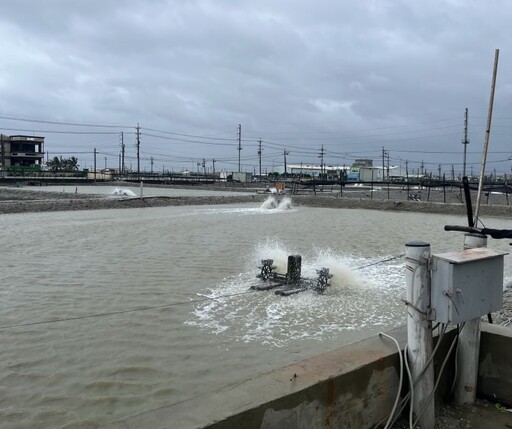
1,186 -> 511,218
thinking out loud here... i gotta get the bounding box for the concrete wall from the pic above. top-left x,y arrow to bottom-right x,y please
478,323 -> 512,405
105,324 -> 511,429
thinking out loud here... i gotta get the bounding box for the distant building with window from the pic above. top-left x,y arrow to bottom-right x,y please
0,134 -> 45,170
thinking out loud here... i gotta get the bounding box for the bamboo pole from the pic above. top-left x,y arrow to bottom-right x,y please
474,49 -> 499,225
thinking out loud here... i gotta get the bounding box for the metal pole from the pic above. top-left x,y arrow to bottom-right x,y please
474,49 -> 499,226
455,233 -> 487,405
237,124 -> 242,173
462,108 -> 469,178
405,241 -> 435,429
258,139 -> 262,179
136,123 -> 140,179
121,132 -> 125,173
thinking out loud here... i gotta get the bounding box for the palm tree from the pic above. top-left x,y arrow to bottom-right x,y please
46,156 -> 62,172
63,156 -> 79,171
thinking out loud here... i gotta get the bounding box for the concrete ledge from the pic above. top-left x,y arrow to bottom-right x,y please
106,327 -> 408,429
105,324 -> 512,429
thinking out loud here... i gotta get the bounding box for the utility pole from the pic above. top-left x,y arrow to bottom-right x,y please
386,151 -> 390,180
438,164 -> 441,180
93,148 -> 97,182
258,138 -> 262,179
212,158 -> 216,181
151,157 -> 154,174
202,158 -> 206,176
451,164 -> 455,181
283,149 -> 289,176
0,133 -> 4,169
318,145 -> 325,178
237,124 -> 242,173
121,132 -> 125,173
136,123 -> 141,178
421,160 -> 425,177
382,147 -> 386,181
462,108 -> 470,178
104,157 -> 107,170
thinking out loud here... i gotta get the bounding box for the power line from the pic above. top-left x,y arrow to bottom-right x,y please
0,114 -> 132,128
0,127 -> 122,135
142,126 -> 236,141
0,291 -> 255,330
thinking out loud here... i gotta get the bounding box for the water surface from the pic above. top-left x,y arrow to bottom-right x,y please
1,201 -> 510,428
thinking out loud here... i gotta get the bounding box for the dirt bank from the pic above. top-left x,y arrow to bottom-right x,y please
1,187 -> 511,218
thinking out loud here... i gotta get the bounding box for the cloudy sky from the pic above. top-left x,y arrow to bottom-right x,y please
1,0 -> 512,176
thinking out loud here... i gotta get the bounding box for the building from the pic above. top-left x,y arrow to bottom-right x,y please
280,164 -> 349,179
0,134 -> 45,170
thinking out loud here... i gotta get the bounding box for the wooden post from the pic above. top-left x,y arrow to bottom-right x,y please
405,241 -> 435,429
454,233 -> 487,405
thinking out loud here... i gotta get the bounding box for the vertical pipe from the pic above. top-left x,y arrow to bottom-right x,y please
462,177 -> 474,227
405,241 -> 435,429
140,181 -> 143,199
455,233 -> 487,405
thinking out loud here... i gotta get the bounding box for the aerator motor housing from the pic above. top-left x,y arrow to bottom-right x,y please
253,255 -> 333,296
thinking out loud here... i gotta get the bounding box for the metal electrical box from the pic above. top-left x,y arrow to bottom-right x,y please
430,248 -> 507,325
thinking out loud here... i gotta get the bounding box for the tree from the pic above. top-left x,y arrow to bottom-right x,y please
46,156 -> 62,172
46,156 -> 80,172
63,156 -> 79,171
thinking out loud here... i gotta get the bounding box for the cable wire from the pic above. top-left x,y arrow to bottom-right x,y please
0,290 -> 255,330
379,332 -> 405,429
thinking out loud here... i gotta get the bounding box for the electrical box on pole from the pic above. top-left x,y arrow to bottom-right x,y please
430,248 -> 507,324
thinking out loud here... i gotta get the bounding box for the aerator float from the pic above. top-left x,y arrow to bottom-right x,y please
252,255 -> 333,296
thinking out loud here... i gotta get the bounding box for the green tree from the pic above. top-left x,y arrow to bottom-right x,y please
46,156 -> 80,172
46,156 -> 62,172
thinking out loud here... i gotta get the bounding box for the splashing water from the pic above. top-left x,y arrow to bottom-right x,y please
187,239 -> 405,346
111,188 -> 137,197
260,196 -> 278,209
252,238 -> 294,274
260,196 -> 293,211
307,247 -> 366,290
277,197 -> 293,210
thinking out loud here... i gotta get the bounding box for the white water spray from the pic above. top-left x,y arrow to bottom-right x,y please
111,188 -> 137,197
188,240 -> 404,346
260,196 -> 293,210
260,196 -> 278,209
277,197 -> 293,210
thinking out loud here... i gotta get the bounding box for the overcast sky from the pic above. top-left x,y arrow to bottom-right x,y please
1,0 -> 512,175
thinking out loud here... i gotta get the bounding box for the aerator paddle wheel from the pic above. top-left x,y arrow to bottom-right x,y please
252,255 -> 334,296
314,268 -> 334,294
257,259 -> 276,281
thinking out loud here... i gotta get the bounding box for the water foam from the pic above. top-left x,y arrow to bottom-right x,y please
187,240 -> 405,346
111,188 -> 137,197
277,197 -> 293,210
260,196 -> 278,209
260,196 -> 293,211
